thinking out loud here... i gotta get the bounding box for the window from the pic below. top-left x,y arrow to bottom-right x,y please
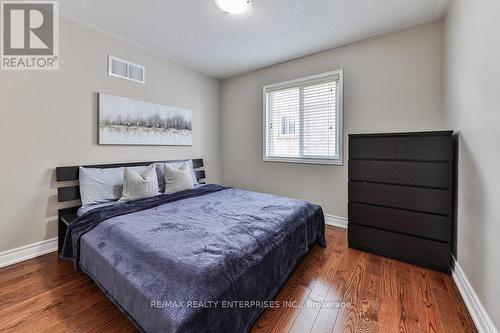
263,70 -> 343,165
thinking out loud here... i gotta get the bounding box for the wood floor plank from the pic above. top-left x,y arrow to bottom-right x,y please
0,278 -> 93,331
357,255 -> 381,333
287,298 -> 321,333
298,233 -> 340,291
309,247 -> 363,333
332,252 -> 372,333
0,227 -> 477,333
0,263 -> 79,310
307,231 -> 347,303
270,284 -> 311,333
408,266 -> 443,333
401,265 -> 421,332
0,253 -> 56,286
433,276 -> 477,333
41,298 -> 135,333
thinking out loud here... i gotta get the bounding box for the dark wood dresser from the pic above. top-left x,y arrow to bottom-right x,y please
348,131 -> 454,273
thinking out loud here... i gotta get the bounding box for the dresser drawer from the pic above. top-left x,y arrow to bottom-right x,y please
348,202 -> 451,241
395,135 -> 453,161
349,160 -> 452,189
349,137 -> 394,160
348,181 -> 451,215
348,224 -> 451,272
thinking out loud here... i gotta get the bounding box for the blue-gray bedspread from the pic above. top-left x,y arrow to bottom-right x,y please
61,184 -> 326,333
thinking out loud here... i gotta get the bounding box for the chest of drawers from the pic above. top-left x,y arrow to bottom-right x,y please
348,131 -> 455,272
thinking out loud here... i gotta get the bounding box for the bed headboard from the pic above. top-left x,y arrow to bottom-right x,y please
55,158 -> 205,205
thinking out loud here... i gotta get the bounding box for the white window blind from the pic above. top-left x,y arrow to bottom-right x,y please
263,70 -> 343,165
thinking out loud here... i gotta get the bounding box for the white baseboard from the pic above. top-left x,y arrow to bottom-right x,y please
324,214 -> 348,229
452,257 -> 498,333
0,238 -> 58,269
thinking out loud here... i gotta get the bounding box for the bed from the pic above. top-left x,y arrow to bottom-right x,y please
56,159 -> 326,333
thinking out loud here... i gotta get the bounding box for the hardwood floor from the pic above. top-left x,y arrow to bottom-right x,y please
0,227 -> 476,332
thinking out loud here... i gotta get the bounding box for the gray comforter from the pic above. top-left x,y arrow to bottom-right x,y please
62,185 -> 325,332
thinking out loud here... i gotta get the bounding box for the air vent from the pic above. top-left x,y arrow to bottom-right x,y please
108,55 -> 145,84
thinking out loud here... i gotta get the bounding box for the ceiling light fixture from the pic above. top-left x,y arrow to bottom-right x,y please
214,0 -> 251,14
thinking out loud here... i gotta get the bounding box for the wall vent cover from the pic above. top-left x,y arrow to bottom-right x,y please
108,55 -> 145,84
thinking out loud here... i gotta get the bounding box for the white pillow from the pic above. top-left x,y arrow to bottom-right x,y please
79,165 -> 147,206
119,165 -> 159,202
164,161 -> 195,194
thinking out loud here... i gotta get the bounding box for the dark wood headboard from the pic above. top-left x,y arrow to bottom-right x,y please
55,158 -> 205,204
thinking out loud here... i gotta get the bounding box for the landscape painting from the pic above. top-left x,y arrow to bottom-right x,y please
98,93 -> 192,145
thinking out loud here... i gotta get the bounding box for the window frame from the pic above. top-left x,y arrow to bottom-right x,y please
262,69 -> 344,166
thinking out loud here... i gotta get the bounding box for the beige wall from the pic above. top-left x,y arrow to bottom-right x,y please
221,21 -> 444,217
0,17 -> 221,252
444,0 -> 500,328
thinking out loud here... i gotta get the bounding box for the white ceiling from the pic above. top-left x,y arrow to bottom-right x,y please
59,0 -> 450,79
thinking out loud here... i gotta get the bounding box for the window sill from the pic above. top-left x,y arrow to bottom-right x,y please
263,157 -> 343,166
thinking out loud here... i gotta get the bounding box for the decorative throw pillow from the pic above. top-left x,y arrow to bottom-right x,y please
156,160 -> 198,192
119,165 -> 159,202
164,161 -> 195,194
